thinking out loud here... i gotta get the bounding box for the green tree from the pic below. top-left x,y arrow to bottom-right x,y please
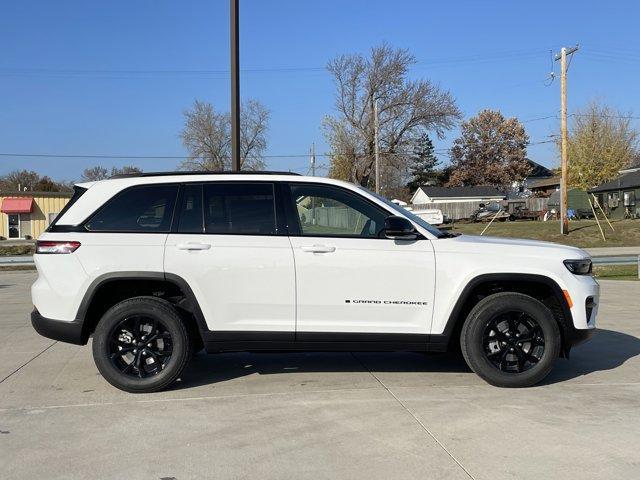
447,109 -> 531,190
406,134 -> 439,192
564,101 -> 638,189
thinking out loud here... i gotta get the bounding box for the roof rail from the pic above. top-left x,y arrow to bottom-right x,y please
109,170 -> 301,179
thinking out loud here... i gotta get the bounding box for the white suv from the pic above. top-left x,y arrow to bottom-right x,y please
31,172 -> 598,392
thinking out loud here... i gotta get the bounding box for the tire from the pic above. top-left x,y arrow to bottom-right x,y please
92,296 -> 192,393
460,292 -> 560,388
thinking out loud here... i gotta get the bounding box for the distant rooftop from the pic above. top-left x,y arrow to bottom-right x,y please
529,176 -> 560,189
620,159 -> 640,173
0,190 -> 72,197
419,185 -> 504,198
590,171 -> 640,193
526,159 -> 553,178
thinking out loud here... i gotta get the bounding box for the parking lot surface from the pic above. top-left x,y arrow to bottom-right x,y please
1,271 -> 639,479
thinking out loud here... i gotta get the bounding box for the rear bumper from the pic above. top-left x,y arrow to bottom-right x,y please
31,309 -> 85,345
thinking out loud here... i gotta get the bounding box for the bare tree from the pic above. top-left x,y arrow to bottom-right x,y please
0,170 -> 41,190
324,43 -> 461,194
179,99 -> 269,171
81,166 -> 109,182
111,165 -> 142,177
447,109 -> 531,190
0,170 -> 70,192
81,165 -> 141,182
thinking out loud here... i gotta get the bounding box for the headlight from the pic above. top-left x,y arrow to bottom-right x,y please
563,259 -> 592,275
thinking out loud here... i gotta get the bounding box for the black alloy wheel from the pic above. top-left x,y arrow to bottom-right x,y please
460,292 -> 561,388
93,296 -> 192,393
482,311 -> 545,374
108,316 -> 173,378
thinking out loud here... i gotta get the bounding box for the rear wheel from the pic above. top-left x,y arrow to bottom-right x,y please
460,292 -> 560,387
92,297 -> 191,393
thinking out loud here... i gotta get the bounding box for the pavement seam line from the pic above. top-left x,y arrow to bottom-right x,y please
350,352 -> 476,480
0,341 -> 57,384
0,386 -> 386,412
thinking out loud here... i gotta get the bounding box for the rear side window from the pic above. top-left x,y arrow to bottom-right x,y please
200,183 -> 276,235
46,185 -> 87,231
177,184 -> 204,233
86,184 -> 179,232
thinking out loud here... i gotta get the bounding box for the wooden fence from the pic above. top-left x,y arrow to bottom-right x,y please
412,201 -> 484,220
412,198 -> 550,221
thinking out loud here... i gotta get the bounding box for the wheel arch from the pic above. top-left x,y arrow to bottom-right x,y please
76,272 -> 208,346
435,273 -> 574,356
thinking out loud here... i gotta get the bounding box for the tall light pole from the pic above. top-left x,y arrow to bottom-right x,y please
230,0 -> 241,171
374,99 -> 380,194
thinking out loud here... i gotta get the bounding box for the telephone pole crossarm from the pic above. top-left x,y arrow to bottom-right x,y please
554,45 -> 579,61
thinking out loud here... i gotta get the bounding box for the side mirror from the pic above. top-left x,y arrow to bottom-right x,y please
383,215 -> 418,240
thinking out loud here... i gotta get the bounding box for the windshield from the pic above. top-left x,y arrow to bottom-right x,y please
357,186 -> 449,238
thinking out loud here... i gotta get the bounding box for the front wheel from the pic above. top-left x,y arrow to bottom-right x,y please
460,292 -> 560,387
92,297 -> 192,393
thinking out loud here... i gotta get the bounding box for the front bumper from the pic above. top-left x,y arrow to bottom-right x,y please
31,309 -> 85,345
561,276 -> 599,354
563,320 -> 595,350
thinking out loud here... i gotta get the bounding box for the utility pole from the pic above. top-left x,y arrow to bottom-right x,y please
373,99 -> 381,194
310,142 -> 316,176
230,0 -> 241,171
555,45 -> 579,235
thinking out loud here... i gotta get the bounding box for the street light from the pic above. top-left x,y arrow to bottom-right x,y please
230,0 -> 240,171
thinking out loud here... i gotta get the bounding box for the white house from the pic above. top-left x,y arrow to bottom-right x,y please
410,186 -> 505,205
620,158 -> 640,174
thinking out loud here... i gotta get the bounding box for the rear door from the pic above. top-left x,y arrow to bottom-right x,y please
284,182 -> 435,336
164,182 -> 296,334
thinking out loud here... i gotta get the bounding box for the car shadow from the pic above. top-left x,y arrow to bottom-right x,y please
541,328 -> 640,385
173,328 -> 640,390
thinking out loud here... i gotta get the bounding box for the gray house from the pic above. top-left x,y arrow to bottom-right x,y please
589,171 -> 640,219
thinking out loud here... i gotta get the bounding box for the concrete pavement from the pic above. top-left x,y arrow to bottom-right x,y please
1,271 -> 639,479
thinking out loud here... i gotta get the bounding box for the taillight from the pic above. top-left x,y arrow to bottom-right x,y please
35,240 -> 81,254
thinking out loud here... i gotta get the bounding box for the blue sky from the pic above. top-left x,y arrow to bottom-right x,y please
1,0 -> 639,181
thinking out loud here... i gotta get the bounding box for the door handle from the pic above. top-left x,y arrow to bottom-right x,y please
301,245 -> 336,253
177,242 -> 211,251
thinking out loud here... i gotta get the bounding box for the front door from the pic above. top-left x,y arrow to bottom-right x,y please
8,214 -> 20,238
164,182 -> 296,334
284,183 -> 436,336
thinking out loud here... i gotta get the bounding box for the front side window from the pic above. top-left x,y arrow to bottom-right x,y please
202,183 -> 277,235
288,184 -> 387,238
86,184 -> 178,232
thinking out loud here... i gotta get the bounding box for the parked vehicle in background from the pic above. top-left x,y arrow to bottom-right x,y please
508,205 -> 541,221
471,202 -> 511,222
31,172 -> 597,393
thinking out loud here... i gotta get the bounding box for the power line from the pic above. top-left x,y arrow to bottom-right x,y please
0,139 -> 558,161
0,48 -> 554,79
569,113 -> 640,120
